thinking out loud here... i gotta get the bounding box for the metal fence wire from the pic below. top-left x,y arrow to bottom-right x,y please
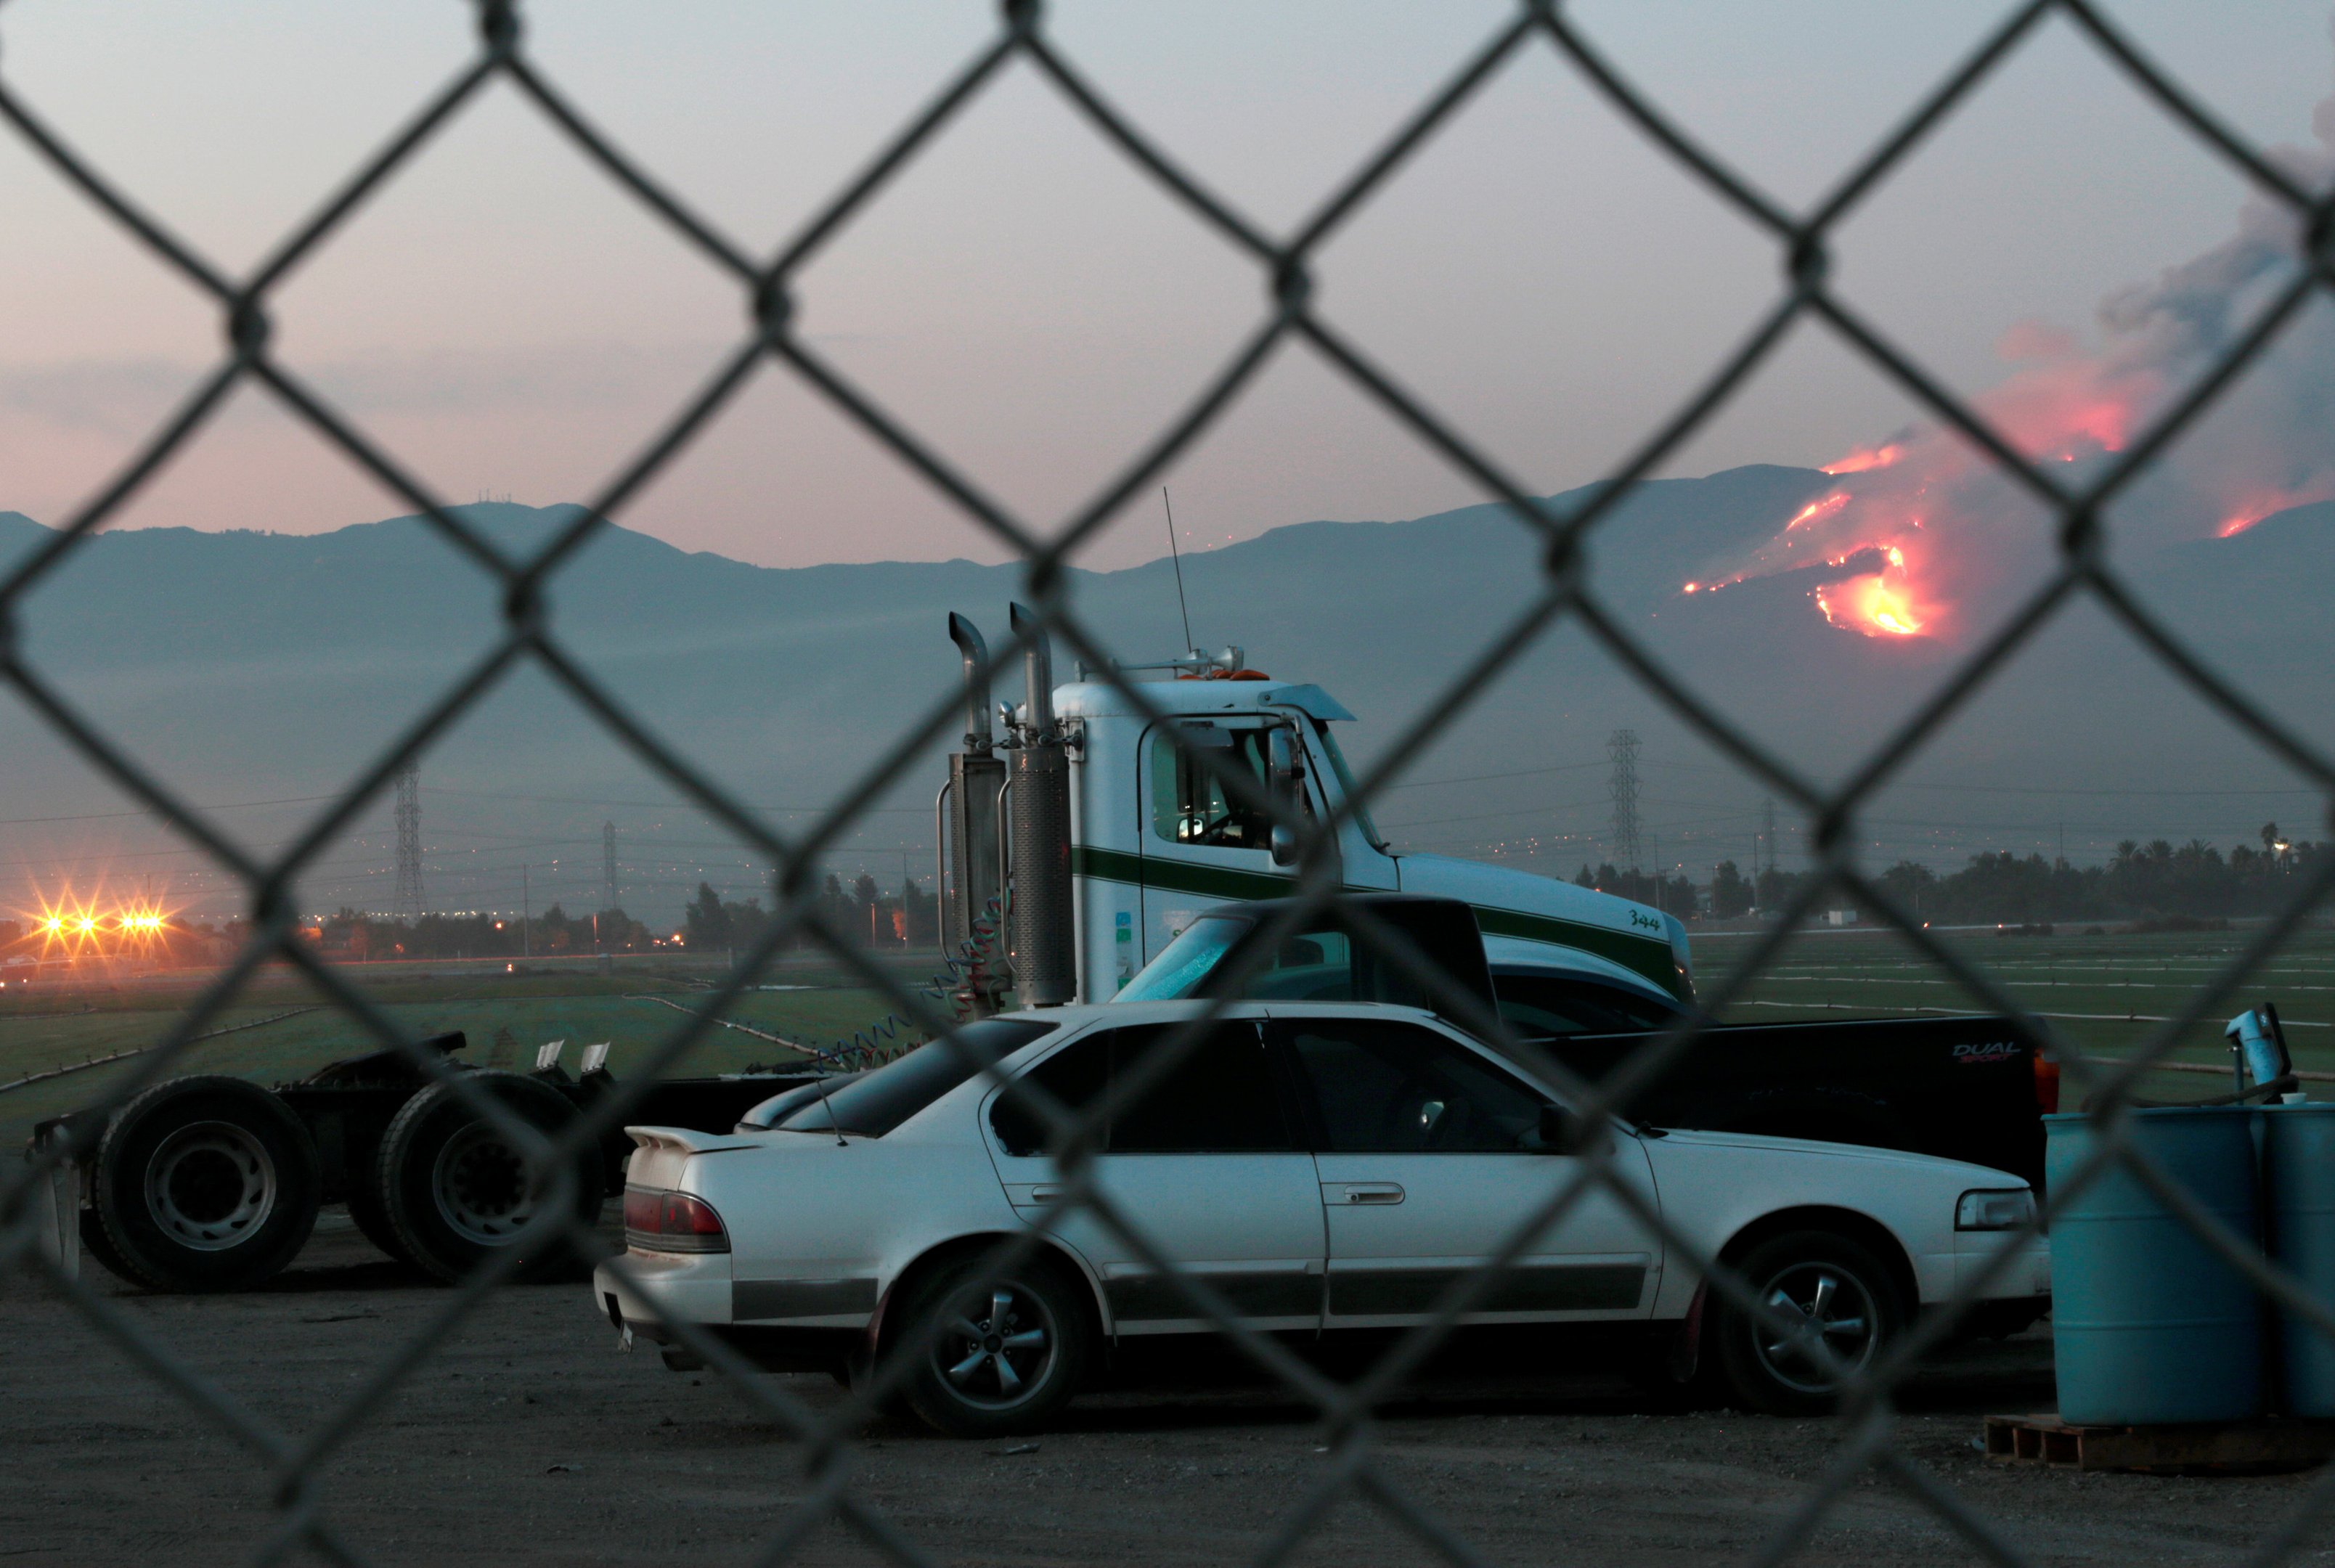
4,1 -> 2335,1563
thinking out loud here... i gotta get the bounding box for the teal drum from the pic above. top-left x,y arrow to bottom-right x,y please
2263,1105 -> 2335,1416
2046,1107 -> 2263,1425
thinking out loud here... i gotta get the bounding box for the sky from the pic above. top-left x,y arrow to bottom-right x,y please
6,3 -> 2335,926
3,1 -> 2333,573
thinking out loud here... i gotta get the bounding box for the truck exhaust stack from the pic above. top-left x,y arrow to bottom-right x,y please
1005,603 -> 1076,1006
941,614 -> 1007,976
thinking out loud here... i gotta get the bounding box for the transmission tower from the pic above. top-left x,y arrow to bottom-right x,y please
1606,729 -> 1642,873
602,820 -> 619,912
393,762 -> 423,920
1759,796 -> 1778,880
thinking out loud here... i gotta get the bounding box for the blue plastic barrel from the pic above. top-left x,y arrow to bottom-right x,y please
2262,1104 -> 2335,1416
2046,1106 -> 2263,1425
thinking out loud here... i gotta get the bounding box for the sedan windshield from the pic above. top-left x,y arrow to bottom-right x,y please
773,1019 -> 1056,1136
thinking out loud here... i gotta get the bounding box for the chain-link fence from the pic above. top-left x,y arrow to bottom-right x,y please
6,1 -> 2335,1563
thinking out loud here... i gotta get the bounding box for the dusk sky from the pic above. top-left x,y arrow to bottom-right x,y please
4,1 -> 2332,572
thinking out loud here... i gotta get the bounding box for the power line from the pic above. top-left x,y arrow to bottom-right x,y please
1607,729 -> 1641,873
392,761 -> 423,920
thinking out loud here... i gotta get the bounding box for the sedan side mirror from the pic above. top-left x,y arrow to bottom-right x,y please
1536,1103 -> 1604,1155
1536,1103 -> 1566,1152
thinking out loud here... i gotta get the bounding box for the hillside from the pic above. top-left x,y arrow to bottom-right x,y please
1,470 -> 2326,915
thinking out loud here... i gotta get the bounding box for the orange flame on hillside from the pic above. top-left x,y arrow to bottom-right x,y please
1734,354 -> 2169,641
1703,82 -> 2335,644
1821,442 -> 1903,476
1815,546 -> 1925,637
2216,483 -> 2335,537
1785,491 -> 1851,530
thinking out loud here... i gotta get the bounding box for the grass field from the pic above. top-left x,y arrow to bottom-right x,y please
1700,922 -> 2335,1099
0,950 -> 948,1147
7,924 -> 2329,1148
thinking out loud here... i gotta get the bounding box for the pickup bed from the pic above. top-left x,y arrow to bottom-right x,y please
1537,1014 -> 2047,1187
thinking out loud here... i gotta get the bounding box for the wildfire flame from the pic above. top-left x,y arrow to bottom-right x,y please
2216,483 -> 2335,538
1822,443 -> 1903,476
1785,491 -> 1850,529
1698,75 -> 2335,648
1814,546 -> 1925,638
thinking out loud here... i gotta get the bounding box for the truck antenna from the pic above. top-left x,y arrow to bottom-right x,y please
1162,486 -> 1195,656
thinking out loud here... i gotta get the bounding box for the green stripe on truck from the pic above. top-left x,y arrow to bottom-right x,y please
1069,844 -> 1679,995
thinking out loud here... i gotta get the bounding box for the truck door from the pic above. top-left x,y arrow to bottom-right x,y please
1269,1012 -> 1661,1329
1135,720 -> 1297,964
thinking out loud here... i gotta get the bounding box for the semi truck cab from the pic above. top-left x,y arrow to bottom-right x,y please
937,608 -> 1691,1010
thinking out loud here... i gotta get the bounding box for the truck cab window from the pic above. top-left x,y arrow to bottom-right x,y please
1149,726 -> 1277,850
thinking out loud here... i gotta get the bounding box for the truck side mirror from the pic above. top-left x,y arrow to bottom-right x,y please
1267,727 -> 1303,789
1267,727 -> 1305,867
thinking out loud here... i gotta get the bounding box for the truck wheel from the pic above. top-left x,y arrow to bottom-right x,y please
1713,1230 -> 1903,1416
377,1071 -> 604,1284
78,1206 -> 142,1286
345,1169 -> 413,1267
897,1257 -> 1090,1438
90,1076 -> 320,1292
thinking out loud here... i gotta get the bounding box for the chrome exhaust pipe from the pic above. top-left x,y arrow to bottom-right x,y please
948,611 -> 994,755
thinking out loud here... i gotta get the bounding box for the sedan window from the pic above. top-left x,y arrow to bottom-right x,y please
990,1022 -> 1293,1156
774,1019 -> 1056,1137
1281,1019 -> 1547,1153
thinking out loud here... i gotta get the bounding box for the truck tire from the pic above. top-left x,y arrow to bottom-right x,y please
1712,1230 -> 1904,1416
345,1170 -> 412,1267
90,1075 -> 321,1292
78,1206 -> 142,1286
897,1255 -> 1091,1438
376,1071 -> 604,1284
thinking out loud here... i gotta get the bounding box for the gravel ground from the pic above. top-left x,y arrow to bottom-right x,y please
5,1217 -> 2329,1567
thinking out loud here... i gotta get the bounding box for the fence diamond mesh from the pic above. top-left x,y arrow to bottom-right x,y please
4,1 -> 2335,1564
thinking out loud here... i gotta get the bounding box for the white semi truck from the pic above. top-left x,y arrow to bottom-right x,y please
936,605 -> 1691,1011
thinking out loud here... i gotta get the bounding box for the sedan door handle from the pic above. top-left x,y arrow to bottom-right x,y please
1326,1182 -> 1405,1206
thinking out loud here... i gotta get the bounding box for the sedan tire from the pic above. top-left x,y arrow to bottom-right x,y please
898,1256 -> 1091,1438
1713,1230 -> 1904,1416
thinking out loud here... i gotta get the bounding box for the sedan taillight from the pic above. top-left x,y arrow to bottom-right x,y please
623,1186 -> 730,1254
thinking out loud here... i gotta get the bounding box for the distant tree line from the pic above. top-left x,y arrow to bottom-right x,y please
1684,824 -> 2322,926
682,874 -> 939,955
1573,863 -> 1700,920
317,905 -> 653,960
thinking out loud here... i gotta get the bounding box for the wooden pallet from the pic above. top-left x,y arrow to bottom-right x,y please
1984,1413 -> 2335,1474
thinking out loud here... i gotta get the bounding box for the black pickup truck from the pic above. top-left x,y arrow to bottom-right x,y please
1117,893 -> 2054,1188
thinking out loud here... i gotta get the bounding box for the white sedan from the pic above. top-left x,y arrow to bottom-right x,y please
595,1001 -> 2050,1436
